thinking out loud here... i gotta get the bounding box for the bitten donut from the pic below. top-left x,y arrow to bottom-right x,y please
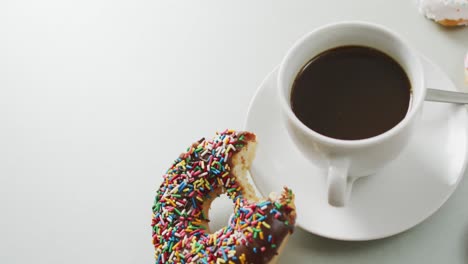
151,130 -> 296,264
419,0 -> 468,26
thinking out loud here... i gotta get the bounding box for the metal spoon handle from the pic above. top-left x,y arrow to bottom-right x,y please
425,88 -> 468,104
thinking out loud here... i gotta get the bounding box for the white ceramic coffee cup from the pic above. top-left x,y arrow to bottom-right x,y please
277,21 -> 426,207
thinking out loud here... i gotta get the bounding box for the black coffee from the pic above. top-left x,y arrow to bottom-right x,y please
290,45 -> 411,140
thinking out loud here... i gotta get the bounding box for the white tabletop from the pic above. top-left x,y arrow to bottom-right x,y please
1,1 -> 467,263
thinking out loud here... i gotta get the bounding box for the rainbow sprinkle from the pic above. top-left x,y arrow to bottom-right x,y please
151,130 -> 295,264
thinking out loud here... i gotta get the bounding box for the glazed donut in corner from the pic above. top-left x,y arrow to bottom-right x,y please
151,130 -> 296,264
419,0 -> 468,26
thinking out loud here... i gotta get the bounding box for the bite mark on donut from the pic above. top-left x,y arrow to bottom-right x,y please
152,130 -> 296,264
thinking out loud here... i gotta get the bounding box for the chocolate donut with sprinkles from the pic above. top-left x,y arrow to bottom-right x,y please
151,130 -> 296,264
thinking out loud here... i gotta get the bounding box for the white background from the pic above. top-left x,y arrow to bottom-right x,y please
1,0 -> 468,263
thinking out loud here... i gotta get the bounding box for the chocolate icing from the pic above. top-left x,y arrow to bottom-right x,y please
234,203 -> 295,263
151,130 -> 296,264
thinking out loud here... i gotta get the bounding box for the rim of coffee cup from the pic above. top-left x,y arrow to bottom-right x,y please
277,21 -> 426,149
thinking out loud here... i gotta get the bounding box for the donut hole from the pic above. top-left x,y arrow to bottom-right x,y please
208,194 -> 234,233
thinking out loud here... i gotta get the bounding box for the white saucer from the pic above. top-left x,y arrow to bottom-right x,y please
244,56 -> 468,241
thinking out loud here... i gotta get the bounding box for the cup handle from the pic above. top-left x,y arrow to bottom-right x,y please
327,157 -> 352,207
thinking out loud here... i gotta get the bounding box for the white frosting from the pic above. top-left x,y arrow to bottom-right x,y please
465,52 -> 468,83
465,52 -> 468,69
419,0 -> 468,22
